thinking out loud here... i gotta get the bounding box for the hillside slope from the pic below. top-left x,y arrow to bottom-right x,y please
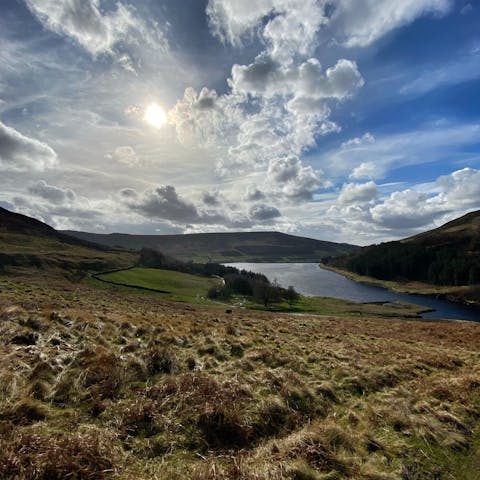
324,210 -> 480,300
1,278 -> 480,479
62,230 -> 357,262
0,207 -> 134,273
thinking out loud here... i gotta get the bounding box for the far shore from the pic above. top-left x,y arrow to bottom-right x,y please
320,263 -> 480,309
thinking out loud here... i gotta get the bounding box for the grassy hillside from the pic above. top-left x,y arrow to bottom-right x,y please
62,230 -> 358,262
324,210 -> 480,303
1,277 -> 479,479
0,207 -> 135,274
94,267 -> 221,304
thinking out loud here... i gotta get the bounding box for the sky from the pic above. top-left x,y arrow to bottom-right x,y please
1,0 -> 479,245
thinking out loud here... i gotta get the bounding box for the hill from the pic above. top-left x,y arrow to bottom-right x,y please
323,210 -> 480,304
61,230 -> 358,262
0,207 -> 135,274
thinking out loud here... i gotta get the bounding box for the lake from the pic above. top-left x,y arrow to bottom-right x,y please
225,262 -> 480,322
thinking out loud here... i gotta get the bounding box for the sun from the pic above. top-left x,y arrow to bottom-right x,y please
144,103 -> 167,129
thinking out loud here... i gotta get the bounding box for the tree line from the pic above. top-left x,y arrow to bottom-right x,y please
325,242 -> 480,286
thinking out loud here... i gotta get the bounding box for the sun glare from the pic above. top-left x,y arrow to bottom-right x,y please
145,103 -> 167,129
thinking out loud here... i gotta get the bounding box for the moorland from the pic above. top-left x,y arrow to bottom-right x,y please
1,206 -> 480,479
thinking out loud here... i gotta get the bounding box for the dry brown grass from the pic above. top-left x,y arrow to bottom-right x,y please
0,276 -> 479,479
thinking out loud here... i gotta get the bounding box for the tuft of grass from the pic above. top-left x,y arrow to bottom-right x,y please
0,425 -> 124,480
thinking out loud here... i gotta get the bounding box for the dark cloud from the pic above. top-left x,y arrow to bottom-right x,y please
125,185 -> 201,223
0,121 -> 57,171
29,180 -> 76,204
249,204 -> 281,221
244,185 -> 265,201
202,190 -> 221,206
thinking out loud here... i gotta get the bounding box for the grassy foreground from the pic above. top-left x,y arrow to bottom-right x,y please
1,276 -> 480,479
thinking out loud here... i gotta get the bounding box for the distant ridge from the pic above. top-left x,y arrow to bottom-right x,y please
62,230 -> 358,263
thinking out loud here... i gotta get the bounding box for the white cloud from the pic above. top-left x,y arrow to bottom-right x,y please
350,162 -> 378,180
107,146 -> 140,167
230,56 -> 363,103
268,155 -> 301,182
0,121 -> 57,171
370,189 -> 443,228
207,0 -> 452,51
330,0 -> 452,47
342,132 -> 375,148
170,87 -> 242,146
193,1 -> 363,182
25,0 -> 167,57
329,168 -> 480,238
206,0 -> 326,61
268,155 -> 327,201
338,181 -> 377,204
436,167 -> 480,208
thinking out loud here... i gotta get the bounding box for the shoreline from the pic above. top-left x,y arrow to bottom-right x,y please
320,263 -> 480,310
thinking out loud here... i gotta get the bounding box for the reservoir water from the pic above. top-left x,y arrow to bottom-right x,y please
226,262 -> 480,322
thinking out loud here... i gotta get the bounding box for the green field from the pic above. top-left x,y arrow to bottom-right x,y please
95,267 -> 427,318
242,293 -> 428,318
96,267 -> 221,303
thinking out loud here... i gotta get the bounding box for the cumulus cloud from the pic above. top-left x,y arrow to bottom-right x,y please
25,0 -> 167,57
268,156 -> 326,201
0,121 -> 57,171
338,181 -> 378,205
230,56 -> 363,104
170,87 -> 241,146
350,162 -> 378,180
29,180 -> 76,204
329,168 -> 480,239
268,155 -> 301,182
207,0 -> 326,60
171,2 -> 365,182
370,189 -> 444,229
436,168 -> 480,208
